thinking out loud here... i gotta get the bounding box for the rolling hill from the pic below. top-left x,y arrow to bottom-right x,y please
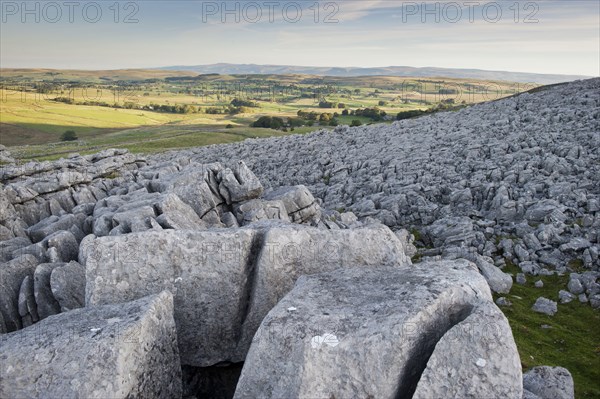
157,63 -> 593,85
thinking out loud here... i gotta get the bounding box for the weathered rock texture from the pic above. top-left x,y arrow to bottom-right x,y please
1,78 -> 594,397
0,255 -> 39,332
523,366 -> 575,399
83,223 -> 411,366
235,260 -> 522,399
0,291 -> 181,398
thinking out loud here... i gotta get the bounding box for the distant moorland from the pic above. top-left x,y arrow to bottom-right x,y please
1,68 -> 536,160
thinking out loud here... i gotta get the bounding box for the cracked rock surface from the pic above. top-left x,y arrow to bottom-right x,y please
235,260 -> 521,399
82,223 -> 411,366
0,291 -> 181,398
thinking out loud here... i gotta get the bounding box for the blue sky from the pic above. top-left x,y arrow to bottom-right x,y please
1,1 -> 598,75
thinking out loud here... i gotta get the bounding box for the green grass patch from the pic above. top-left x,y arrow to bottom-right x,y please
410,227 -> 423,243
497,262 -> 600,398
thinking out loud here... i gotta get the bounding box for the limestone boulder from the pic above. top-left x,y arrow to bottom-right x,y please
0,255 -> 38,332
263,185 -> 320,223
83,223 -> 411,366
50,261 -> 86,312
0,291 -> 181,398
523,366 -> 574,399
236,223 -> 412,356
218,161 -> 264,204
84,229 -> 258,366
235,260 -> 521,399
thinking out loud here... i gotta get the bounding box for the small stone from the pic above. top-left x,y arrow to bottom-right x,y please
567,278 -> 584,295
514,244 -> 530,262
340,212 -> 358,225
475,358 -> 487,368
560,238 -> 591,252
534,280 -> 544,288
532,297 -> 558,316
495,297 -> 512,307
578,293 -> 588,303
520,261 -> 541,275
558,290 -> 575,304
516,273 -> 527,285
589,294 -> 600,309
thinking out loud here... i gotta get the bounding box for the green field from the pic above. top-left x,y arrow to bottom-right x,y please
0,69 -> 531,161
497,262 -> 600,398
0,92 -> 320,159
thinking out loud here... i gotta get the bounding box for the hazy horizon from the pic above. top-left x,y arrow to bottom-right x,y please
1,1 -> 599,76
1,62 -> 595,78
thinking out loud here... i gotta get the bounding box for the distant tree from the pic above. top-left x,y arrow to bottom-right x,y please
250,116 -> 284,130
287,117 -> 305,127
61,130 -> 78,141
341,109 -> 349,116
226,124 -> 234,128
319,113 -> 332,123
328,118 -> 339,126
227,106 -> 242,115
182,104 -> 197,114
396,109 -> 429,120
251,116 -> 272,128
354,107 -> 387,121
351,119 -> 362,127
319,100 -> 338,108
231,98 -> 259,108
270,117 -> 284,129
205,107 -> 224,114
378,100 -> 388,106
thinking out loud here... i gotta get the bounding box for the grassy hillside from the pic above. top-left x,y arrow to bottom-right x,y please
0,68 -> 197,83
1,91 -> 201,145
1,69 -> 531,160
497,262 -> 600,398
